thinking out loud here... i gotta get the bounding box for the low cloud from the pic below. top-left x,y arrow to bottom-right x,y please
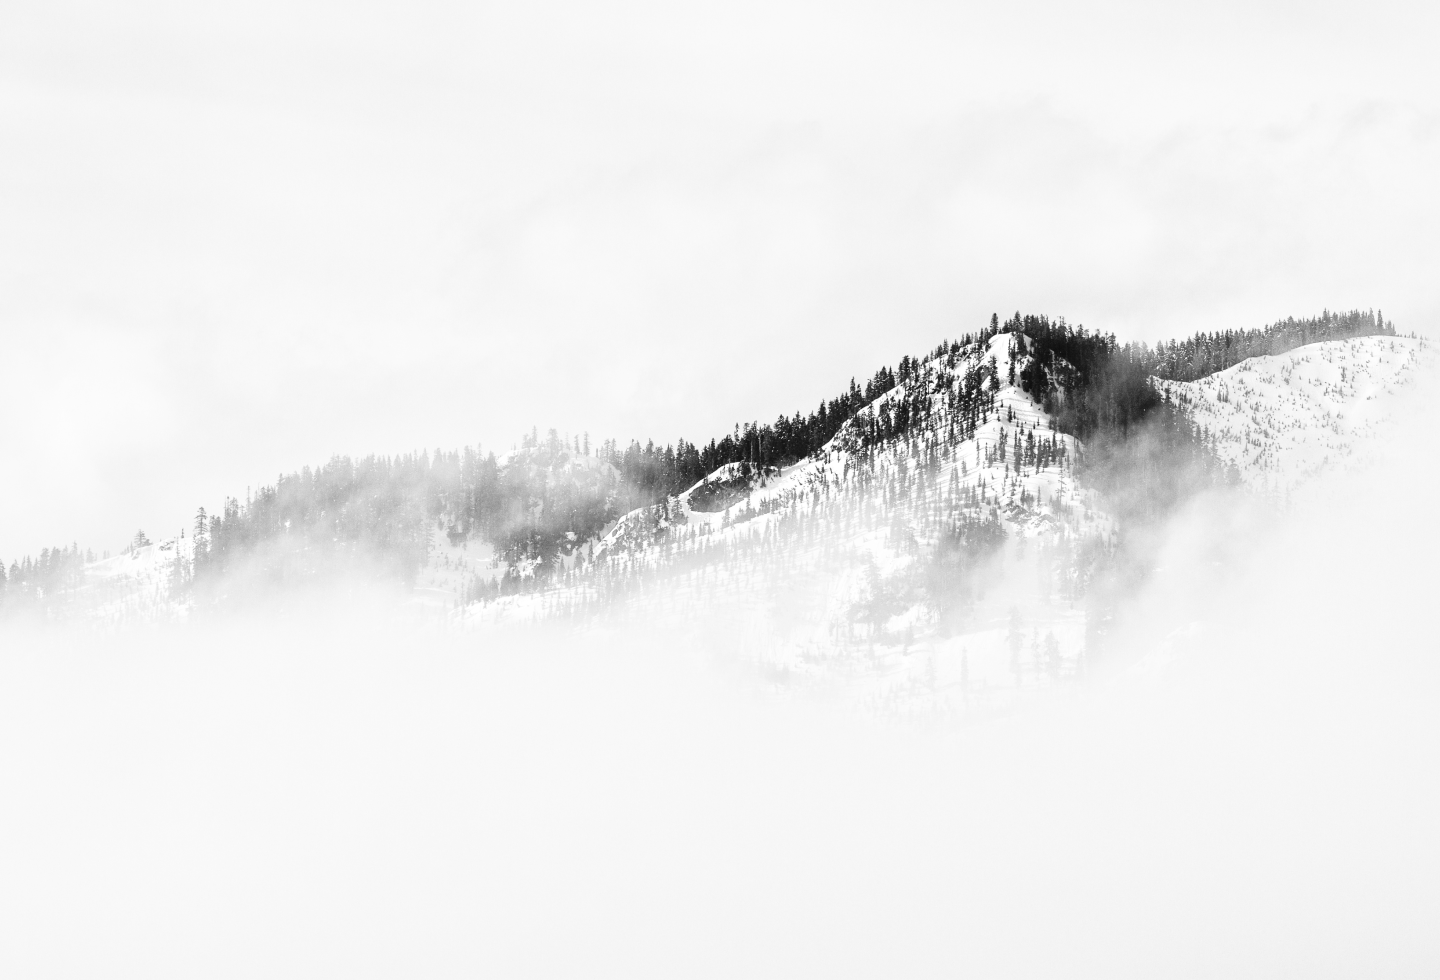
2,364 -> 1438,977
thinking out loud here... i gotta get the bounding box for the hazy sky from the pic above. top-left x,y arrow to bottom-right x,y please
3,0 -> 1438,558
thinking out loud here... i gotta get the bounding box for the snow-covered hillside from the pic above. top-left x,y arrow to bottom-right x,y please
16,325 -> 1431,719
463,331 -> 1113,716
74,535 -> 196,626
1156,336 -> 1431,495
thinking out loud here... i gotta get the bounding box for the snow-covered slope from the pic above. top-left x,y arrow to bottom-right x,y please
591,332 -> 1098,558
78,535 -> 196,625
1156,336 -> 1431,495
463,331 -> 1112,716
26,328 -> 1432,718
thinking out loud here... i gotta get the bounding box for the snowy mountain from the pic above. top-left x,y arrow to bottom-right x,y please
456,331 -> 1111,716
3,313 -> 1430,716
1155,335 -> 1432,495
443,327 -> 1430,713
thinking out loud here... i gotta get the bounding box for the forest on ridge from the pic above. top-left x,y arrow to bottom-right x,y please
0,308 -> 1397,613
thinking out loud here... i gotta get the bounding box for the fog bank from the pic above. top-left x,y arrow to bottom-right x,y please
1,369 -> 1437,977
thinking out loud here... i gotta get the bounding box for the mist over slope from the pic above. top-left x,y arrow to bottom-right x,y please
1,313 -> 1428,725
463,329 -> 1107,715
1,355 -> 1436,978
0,313 -> 1424,680
0,311 -> 1435,975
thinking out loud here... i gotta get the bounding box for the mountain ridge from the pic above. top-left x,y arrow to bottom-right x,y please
1,311 -> 1424,673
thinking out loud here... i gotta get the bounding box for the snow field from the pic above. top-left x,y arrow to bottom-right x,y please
1156,336 -> 1431,494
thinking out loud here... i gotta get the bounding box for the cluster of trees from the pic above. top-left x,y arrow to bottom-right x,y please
924,510 -> 1008,632
186,438 -> 627,597
976,311 -> 1158,441
981,423 -> 1070,475
993,307 -> 1397,437
189,452 -> 437,596
980,313 -> 1237,522
989,308 -> 1394,526
839,353 -> 1000,459
594,358 -> 912,496
596,326 -> 1023,497
1144,309 -> 1395,382
0,543 -> 93,609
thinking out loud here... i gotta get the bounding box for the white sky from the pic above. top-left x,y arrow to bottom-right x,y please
3,0 -> 1438,558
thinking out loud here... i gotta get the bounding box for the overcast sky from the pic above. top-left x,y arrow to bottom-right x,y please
3,0 -> 1437,558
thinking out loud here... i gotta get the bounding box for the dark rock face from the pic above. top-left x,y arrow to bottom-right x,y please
686,462 -> 778,513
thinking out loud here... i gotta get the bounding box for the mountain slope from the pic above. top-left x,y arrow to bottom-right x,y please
458,331 -> 1113,715
1155,336 -> 1431,495
6,320 -> 1429,720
